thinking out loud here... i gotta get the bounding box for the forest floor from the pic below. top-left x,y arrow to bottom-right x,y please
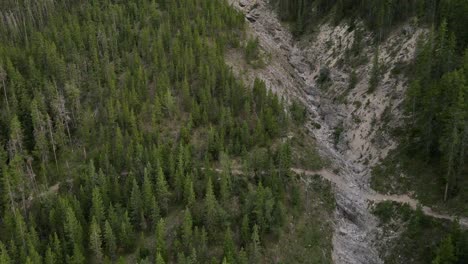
226,0 -> 466,263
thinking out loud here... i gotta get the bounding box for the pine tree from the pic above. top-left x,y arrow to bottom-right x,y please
44,247 -> 55,264
155,253 -> 165,264
294,0 -> 305,36
432,235 -> 457,264
130,179 -> 143,228
2,169 -> 19,216
26,239 -> 42,264
64,207 -> 83,254
181,209 -> 193,251
183,175 -> 195,208
278,142 -> 291,178
407,80 -> 422,124
223,227 -> 235,263
249,224 -> 261,263
174,144 -> 185,201
238,247 -> 249,264
7,115 -> 24,158
273,201 -> 286,227
439,71 -> 466,201
241,214 -> 250,246
434,20 -> 455,78
91,187 -> 105,225
149,196 -> 160,228
181,77 -> 192,111
30,99 -> 49,166
156,165 -> 171,214
68,245 -> 85,264
164,89 -> 175,117
142,169 -> 155,217
89,217 -> 103,262
50,233 -> 62,264
155,218 -> 166,259
219,172 -> 229,205
104,220 -> 116,261
0,242 -> 11,264
219,152 -> 232,204
119,211 -> 134,251
204,176 -> 218,229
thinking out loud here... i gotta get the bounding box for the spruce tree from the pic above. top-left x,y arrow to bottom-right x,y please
142,170 -> 155,217
249,224 -> 261,263
223,227 -> 235,263
0,242 -> 11,264
204,176 -> 218,229
155,218 -> 166,259
183,175 -> 195,208
432,235 -> 457,264
130,179 -> 143,228
104,220 -> 116,261
155,253 -> 165,264
181,209 -> 193,251
89,217 -> 103,262
44,247 -> 55,264
156,165 -> 171,214
91,187 -> 105,225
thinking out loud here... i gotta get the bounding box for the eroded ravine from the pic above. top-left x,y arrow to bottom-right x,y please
228,1 -> 384,263
226,0 -> 467,263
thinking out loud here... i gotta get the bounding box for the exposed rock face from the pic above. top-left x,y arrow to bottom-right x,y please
226,0 -> 425,263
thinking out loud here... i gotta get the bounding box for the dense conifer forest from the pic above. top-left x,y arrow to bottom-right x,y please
1,0 -> 467,263
0,0 -> 334,263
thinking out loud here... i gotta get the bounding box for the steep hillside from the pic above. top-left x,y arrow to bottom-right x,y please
0,0 -> 465,263
272,0 -> 468,212
0,0 -> 335,263
227,0 -> 467,263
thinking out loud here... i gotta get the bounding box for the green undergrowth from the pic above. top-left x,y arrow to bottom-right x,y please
264,173 -> 335,264
371,149 -> 468,217
290,129 -> 328,171
372,201 -> 468,264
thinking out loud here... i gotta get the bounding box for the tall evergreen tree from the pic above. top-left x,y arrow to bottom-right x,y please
104,220 -> 116,261
156,165 -> 171,214
89,217 -> 103,262
204,176 -> 218,229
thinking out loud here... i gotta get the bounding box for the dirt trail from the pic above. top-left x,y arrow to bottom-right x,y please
293,168 -> 468,228
226,0 -> 466,263
41,167 -> 468,229
228,165 -> 468,228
